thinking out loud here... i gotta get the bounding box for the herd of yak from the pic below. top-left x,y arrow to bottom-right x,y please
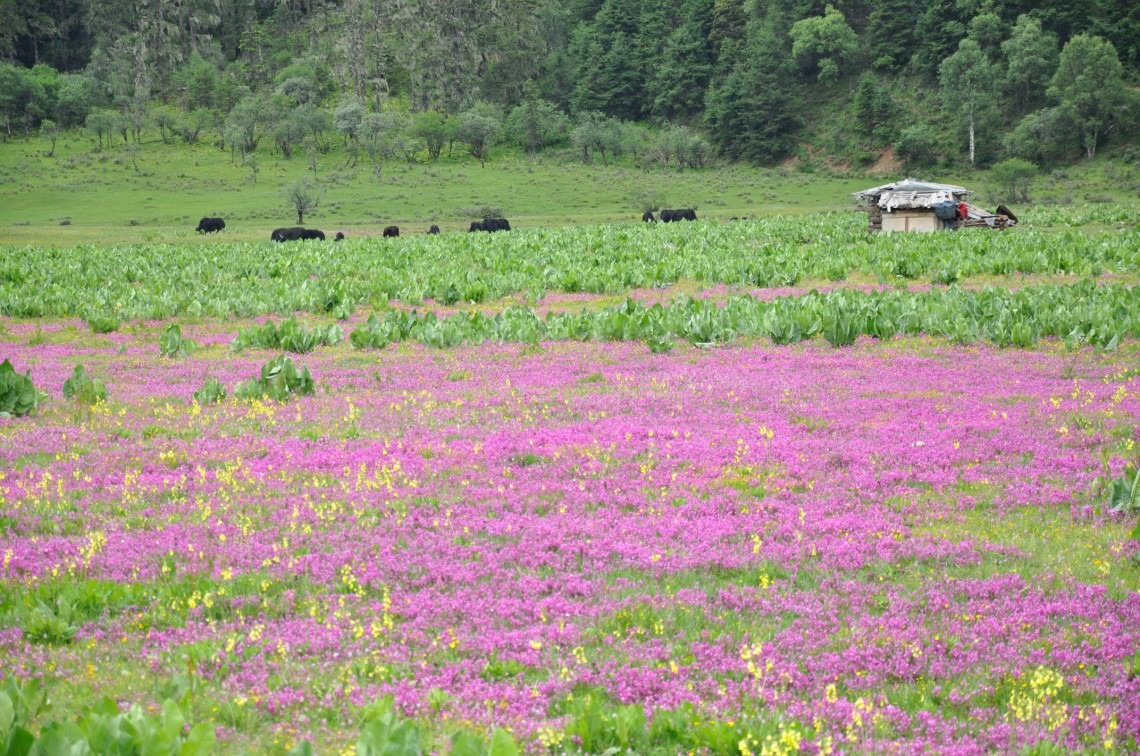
194,208 -> 697,241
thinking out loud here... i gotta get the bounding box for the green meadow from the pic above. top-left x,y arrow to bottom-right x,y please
2,134 -> 1137,247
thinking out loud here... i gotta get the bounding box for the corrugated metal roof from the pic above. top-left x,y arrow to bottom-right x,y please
880,189 -> 957,211
854,178 -> 971,201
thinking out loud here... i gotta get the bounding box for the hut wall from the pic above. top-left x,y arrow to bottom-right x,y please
882,211 -> 943,233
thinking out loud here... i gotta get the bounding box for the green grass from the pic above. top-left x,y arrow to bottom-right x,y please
916,503 -> 1140,597
0,133 -> 1023,245
1,133 -> 1136,246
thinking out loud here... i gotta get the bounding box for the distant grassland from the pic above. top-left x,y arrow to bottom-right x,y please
2,133 -> 1137,247
0,136 -> 852,245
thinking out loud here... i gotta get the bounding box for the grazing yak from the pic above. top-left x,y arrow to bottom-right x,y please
470,218 -> 511,232
334,232 -> 345,241
642,211 -> 656,222
270,227 -> 301,242
383,225 -> 400,237
428,225 -> 441,234
660,208 -> 697,222
196,217 -> 225,233
271,227 -> 325,242
995,204 -> 1019,224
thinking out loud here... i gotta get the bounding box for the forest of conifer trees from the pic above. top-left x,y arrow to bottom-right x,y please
0,0 -> 1137,168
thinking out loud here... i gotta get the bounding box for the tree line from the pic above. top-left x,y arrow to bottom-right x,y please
0,0 -> 1137,169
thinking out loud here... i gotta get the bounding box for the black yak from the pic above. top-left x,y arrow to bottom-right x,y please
383,225 -> 400,237
660,208 -> 696,222
196,217 -> 225,233
428,225 -> 441,234
642,211 -> 656,222
271,227 -> 302,242
470,218 -> 510,232
995,204 -> 1019,224
271,227 -> 324,242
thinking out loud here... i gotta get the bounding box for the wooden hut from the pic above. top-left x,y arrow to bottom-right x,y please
854,179 -> 1013,233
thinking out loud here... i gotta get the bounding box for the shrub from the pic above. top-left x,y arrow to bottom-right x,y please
631,187 -> 665,214
895,126 -> 938,171
988,158 -> 1037,203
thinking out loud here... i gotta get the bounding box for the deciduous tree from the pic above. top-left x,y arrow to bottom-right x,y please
456,102 -> 501,166
84,107 -> 119,149
284,178 -> 320,224
1001,107 -> 1077,166
1001,15 -> 1058,116
988,157 -> 1036,203
939,38 -> 998,164
1047,34 -> 1126,158
504,85 -> 569,154
789,4 -> 858,81
40,117 -> 59,155
410,110 -> 448,160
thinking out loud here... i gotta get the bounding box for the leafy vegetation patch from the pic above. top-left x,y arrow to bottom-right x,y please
61,363 -> 107,405
232,355 -> 315,401
231,317 -> 343,354
2,210 -> 1138,319
337,283 -> 1140,351
159,323 -> 196,358
0,359 -> 41,418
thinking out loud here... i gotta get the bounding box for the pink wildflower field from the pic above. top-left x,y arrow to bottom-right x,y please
1,311 -> 1139,754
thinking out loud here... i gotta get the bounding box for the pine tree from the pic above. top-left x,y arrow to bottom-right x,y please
913,0 -> 967,79
867,0 -> 918,70
650,22 -> 712,121
704,25 -> 796,163
708,0 -> 746,62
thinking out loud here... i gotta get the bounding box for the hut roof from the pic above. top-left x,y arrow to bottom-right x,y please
854,179 -> 972,211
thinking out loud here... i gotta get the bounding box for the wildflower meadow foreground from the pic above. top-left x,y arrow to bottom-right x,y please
1,309 -> 1138,754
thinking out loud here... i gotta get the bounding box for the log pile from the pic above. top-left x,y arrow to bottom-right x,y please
867,204 -> 883,232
